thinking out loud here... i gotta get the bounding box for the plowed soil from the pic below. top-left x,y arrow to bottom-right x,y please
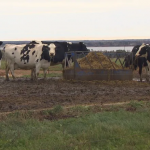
0,69 -> 150,114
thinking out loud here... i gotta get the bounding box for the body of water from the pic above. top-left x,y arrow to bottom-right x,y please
87,46 -> 133,52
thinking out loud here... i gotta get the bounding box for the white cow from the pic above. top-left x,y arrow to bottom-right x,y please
2,42 -> 56,81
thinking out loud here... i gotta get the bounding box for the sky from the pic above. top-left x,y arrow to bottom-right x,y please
1,0 -> 150,41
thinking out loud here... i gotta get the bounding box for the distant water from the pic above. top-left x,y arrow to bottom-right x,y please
87,46 -> 133,52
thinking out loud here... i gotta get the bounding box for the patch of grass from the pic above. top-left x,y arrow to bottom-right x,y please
126,101 -> 147,112
127,101 -> 144,108
69,105 -> 91,117
0,103 -> 150,149
52,105 -> 63,114
111,58 -> 125,66
48,64 -> 62,71
7,111 -> 34,120
42,105 -> 63,116
0,109 -> 150,149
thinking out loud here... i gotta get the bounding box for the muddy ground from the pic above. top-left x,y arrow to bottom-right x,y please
0,69 -> 150,114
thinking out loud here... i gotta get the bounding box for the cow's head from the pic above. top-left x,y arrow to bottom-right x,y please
49,43 -> 56,57
79,42 -> 88,51
135,44 -> 149,58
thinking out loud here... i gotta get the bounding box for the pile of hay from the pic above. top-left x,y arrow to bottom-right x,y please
77,52 -> 121,69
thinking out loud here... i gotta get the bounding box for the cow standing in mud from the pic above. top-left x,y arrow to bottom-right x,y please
135,44 -> 150,81
2,41 -> 56,81
124,44 -> 148,81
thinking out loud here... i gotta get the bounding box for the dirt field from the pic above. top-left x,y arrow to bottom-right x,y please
0,69 -> 150,114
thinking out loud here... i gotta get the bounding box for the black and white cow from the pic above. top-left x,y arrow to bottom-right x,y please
2,41 -> 56,81
26,40 -> 89,78
135,44 -> 150,81
124,44 -> 148,81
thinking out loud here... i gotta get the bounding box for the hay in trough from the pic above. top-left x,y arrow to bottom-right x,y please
77,52 -> 122,69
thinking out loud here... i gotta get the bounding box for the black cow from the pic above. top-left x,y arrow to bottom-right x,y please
124,45 -> 141,69
124,44 -> 148,81
40,41 -> 89,68
0,41 -> 2,46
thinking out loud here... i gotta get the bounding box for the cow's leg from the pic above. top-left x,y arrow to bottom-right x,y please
43,69 -> 47,80
9,64 -> 15,80
31,69 -> 33,80
62,59 -> 65,69
146,61 -> 150,82
35,65 -> 41,80
5,62 -> 10,81
31,68 -> 36,80
145,66 -> 148,81
139,65 -> 142,82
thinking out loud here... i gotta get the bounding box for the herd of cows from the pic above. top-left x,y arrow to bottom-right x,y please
0,41 -> 89,80
0,41 -> 150,82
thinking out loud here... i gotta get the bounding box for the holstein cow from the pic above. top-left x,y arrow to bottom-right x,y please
124,44 -> 148,81
135,44 -> 150,81
41,41 -> 89,68
2,41 -> 56,81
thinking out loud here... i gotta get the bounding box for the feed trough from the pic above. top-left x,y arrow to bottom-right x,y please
63,51 -> 133,81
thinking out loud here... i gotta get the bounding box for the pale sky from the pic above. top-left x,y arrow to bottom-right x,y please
1,0 -> 150,41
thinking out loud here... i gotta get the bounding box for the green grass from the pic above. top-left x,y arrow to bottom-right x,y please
110,58 -> 125,66
48,64 -> 62,71
0,102 -> 150,150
